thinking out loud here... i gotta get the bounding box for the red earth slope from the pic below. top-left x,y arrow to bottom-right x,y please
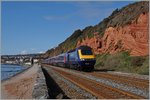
77,13 -> 149,56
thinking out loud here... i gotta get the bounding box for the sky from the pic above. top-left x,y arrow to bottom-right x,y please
1,1 -> 136,55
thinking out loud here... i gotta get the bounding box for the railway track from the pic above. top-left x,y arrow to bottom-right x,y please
86,72 -> 149,90
49,66 -> 146,99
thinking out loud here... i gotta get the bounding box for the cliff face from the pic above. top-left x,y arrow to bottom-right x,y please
44,1 -> 149,58
77,12 -> 149,56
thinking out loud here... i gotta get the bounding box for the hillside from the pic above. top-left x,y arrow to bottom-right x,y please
44,1 -> 148,57
43,1 -> 149,74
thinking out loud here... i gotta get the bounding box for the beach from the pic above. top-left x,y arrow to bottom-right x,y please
1,64 -> 39,99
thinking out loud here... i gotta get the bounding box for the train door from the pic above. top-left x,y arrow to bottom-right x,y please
67,54 -> 70,62
68,53 -> 73,69
66,53 -> 70,68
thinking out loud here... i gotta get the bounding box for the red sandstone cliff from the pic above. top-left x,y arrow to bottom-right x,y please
77,13 -> 149,56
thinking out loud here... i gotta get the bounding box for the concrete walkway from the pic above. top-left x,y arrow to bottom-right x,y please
1,64 -> 39,99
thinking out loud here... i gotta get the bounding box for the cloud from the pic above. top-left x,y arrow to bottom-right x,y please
38,51 -> 44,53
20,48 -> 44,54
43,14 -> 71,21
20,50 -> 28,54
43,16 -> 54,21
31,48 -> 36,51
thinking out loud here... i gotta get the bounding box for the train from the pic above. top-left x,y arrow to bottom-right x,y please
42,45 -> 96,71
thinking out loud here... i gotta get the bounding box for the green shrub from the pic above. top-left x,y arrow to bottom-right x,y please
94,51 -> 149,75
137,56 -> 149,75
95,53 -> 109,69
131,56 -> 145,66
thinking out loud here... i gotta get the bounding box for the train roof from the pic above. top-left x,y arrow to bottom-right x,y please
77,45 -> 92,50
67,49 -> 76,53
67,45 -> 92,53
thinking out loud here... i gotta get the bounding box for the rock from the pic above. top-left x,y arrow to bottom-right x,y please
77,13 -> 149,56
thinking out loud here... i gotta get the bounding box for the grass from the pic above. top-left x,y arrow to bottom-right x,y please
95,51 -> 149,75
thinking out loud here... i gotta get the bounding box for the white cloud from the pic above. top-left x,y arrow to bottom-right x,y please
38,51 -> 44,54
20,50 -> 28,54
31,48 -> 36,51
20,49 -> 45,54
43,16 -> 54,21
43,14 -> 71,21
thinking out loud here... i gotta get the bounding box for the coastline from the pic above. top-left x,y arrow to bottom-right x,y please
1,64 -> 39,99
1,64 -> 31,82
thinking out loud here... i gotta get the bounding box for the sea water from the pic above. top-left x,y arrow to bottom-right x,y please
1,64 -> 28,80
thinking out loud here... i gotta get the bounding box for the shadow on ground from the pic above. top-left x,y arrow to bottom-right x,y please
93,69 -> 115,72
42,67 -> 70,99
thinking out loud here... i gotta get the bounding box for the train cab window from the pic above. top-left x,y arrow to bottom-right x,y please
81,49 -> 93,55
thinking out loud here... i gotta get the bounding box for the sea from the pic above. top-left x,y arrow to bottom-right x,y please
1,64 -> 28,80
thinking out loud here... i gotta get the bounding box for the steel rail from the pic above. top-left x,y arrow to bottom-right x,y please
51,67 -> 145,99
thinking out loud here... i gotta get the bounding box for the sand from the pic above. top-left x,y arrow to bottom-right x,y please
1,64 -> 39,99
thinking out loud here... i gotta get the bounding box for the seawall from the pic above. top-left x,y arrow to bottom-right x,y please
32,65 -> 49,99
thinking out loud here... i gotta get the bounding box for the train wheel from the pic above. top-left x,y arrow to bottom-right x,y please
88,67 -> 94,72
77,66 -> 80,70
79,66 -> 83,71
76,64 -> 81,71
69,64 -> 73,69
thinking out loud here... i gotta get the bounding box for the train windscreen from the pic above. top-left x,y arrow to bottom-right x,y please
81,49 -> 93,55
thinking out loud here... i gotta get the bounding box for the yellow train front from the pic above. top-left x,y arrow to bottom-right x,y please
65,46 -> 96,71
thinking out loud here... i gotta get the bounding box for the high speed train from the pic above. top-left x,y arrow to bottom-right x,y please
43,45 -> 96,71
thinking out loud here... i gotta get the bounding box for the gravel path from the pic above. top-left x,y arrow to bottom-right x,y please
107,71 -> 149,80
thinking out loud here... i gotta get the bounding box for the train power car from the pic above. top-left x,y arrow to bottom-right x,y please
43,45 -> 96,71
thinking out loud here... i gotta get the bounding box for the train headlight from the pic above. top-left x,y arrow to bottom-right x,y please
81,59 -> 85,61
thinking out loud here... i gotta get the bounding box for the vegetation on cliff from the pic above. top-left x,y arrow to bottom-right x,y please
95,52 -> 149,75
